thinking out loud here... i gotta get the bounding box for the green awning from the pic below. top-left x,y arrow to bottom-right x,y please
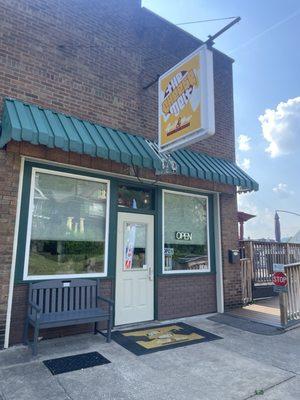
0,98 -> 258,192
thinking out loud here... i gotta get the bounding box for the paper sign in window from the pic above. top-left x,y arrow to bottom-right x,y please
123,223 -> 147,270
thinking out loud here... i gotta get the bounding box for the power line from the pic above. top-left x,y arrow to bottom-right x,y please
176,16 -> 238,26
276,210 -> 300,218
229,7 -> 300,54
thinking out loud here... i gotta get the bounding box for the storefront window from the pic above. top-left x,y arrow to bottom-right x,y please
25,170 -> 109,278
118,185 -> 152,210
163,191 -> 210,273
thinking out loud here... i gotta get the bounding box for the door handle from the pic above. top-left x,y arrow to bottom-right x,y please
148,266 -> 153,281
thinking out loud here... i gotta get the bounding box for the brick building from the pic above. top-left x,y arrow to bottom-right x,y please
0,0 -> 258,349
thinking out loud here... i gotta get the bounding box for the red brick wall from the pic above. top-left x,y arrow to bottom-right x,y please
220,192 -> 241,309
157,275 -> 217,320
0,0 -> 235,160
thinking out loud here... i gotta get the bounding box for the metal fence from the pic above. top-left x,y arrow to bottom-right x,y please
239,240 -> 300,285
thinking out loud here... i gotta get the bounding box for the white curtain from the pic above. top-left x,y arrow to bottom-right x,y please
164,192 -> 207,245
31,172 -> 107,242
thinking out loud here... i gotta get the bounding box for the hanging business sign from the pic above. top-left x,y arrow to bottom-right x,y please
158,45 -> 215,153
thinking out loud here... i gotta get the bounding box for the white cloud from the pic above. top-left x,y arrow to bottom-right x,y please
238,193 -> 274,239
237,134 -> 251,151
272,183 -> 294,198
237,157 -> 250,171
259,97 -> 300,157
238,192 -> 258,215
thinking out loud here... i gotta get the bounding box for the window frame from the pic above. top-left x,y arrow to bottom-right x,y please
23,167 -> 110,281
162,189 -> 211,274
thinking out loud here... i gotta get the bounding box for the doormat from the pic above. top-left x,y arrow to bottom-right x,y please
43,351 -> 111,375
208,314 -> 283,335
112,322 -> 222,355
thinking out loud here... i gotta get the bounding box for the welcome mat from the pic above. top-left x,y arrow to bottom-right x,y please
43,351 -> 111,375
112,322 -> 222,355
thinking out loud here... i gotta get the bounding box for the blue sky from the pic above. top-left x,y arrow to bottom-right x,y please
143,0 -> 300,240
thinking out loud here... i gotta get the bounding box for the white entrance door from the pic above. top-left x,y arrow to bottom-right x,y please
115,212 -> 154,326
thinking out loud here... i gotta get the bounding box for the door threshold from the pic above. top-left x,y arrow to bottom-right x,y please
113,313 -> 218,332
113,320 -> 158,331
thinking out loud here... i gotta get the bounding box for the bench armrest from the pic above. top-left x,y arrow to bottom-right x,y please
28,300 -> 41,321
28,300 -> 42,313
97,296 -> 114,306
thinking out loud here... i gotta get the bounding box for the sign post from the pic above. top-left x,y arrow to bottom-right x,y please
272,263 -> 288,327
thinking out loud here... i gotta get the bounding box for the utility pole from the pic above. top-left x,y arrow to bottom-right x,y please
275,210 -> 300,242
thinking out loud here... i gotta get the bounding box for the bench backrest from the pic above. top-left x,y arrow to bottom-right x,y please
28,279 -> 99,314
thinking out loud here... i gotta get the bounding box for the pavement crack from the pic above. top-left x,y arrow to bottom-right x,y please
56,377 -> 75,400
0,360 -> 41,371
243,374 -> 296,399
0,389 -> 7,400
269,363 -> 299,376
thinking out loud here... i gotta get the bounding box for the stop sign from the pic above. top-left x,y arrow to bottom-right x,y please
272,272 -> 287,287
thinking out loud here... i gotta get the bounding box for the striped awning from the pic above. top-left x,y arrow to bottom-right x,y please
0,98 -> 258,191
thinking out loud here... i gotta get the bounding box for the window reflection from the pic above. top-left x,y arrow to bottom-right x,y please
118,185 -> 152,210
164,192 -> 210,273
28,172 -> 108,276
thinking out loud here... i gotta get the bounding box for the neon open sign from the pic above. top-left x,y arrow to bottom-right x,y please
175,231 -> 192,241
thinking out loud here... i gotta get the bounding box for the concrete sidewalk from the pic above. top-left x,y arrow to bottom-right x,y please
0,315 -> 299,400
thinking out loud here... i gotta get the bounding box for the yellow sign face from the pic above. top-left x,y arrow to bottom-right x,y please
158,45 -> 215,153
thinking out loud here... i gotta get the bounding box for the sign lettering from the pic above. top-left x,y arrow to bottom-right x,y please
158,45 -> 215,153
175,231 -> 192,241
272,271 -> 288,293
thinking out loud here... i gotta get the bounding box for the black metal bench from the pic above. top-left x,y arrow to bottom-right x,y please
23,279 -> 114,355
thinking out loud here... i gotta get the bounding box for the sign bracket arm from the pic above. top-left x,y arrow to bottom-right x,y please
142,16 -> 241,90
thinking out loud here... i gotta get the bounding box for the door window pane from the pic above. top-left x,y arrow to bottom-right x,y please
118,185 -> 152,210
163,191 -> 210,272
27,171 -> 108,277
123,223 -> 147,270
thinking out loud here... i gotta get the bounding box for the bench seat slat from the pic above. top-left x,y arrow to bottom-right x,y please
51,288 -> 56,313
75,287 -> 80,310
63,287 -> 69,311
57,288 -> 62,312
91,285 -> 96,308
81,286 -> 85,310
28,308 -> 109,326
69,287 -> 74,311
45,288 -> 50,313
38,289 -> 44,313
86,286 -> 91,309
